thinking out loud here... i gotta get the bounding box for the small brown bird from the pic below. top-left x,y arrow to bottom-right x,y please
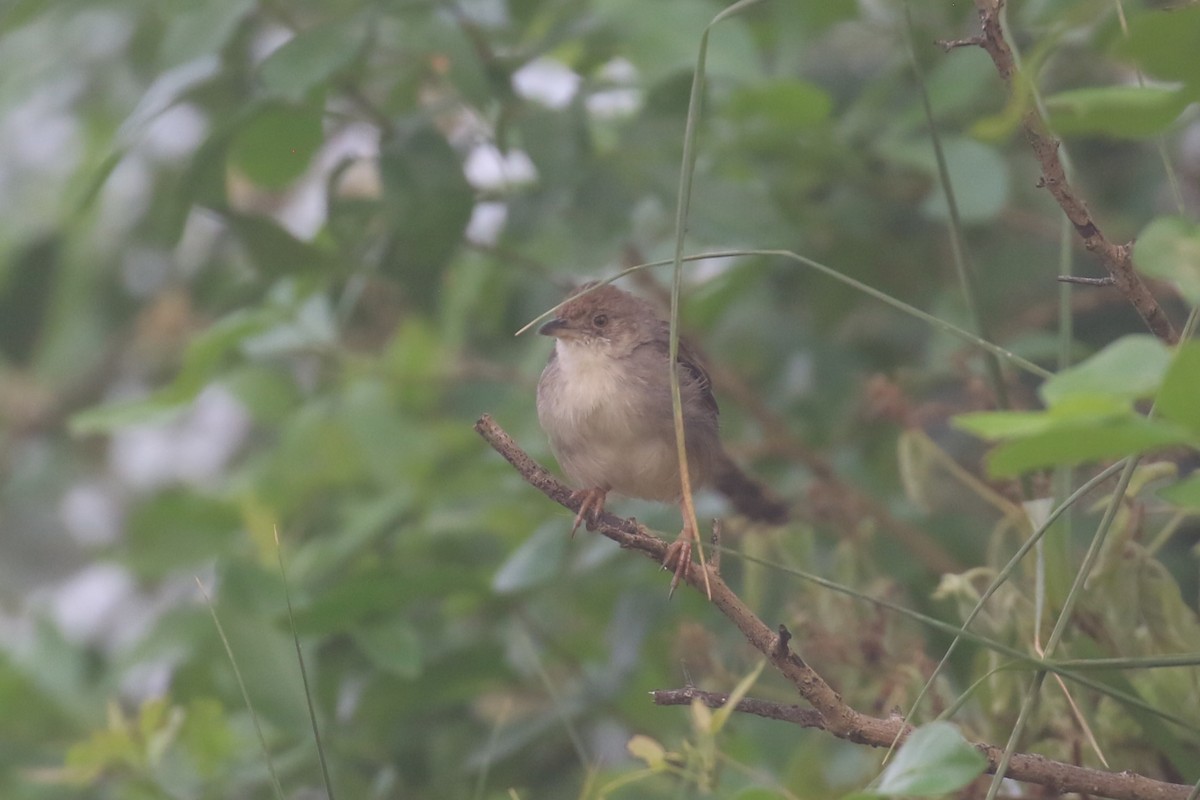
536,282 -> 786,592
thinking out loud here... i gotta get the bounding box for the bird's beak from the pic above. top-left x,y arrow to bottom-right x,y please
538,317 -> 569,337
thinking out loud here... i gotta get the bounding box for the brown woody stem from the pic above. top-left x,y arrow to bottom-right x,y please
476,414 -> 1191,800
966,0 -> 1177,344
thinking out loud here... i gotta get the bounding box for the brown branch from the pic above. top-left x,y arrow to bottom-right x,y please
964,0 -> 1177,345
476,414 -> 1193,800
652,686 -> 824,728
657,690 -> 1194,800
937,36 -> 984,52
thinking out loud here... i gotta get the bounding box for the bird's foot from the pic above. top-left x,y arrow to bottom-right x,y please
569,488 -> 608,537
662,534 -> 693,598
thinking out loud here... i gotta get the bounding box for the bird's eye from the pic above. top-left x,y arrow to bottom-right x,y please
592,313 -> 608,328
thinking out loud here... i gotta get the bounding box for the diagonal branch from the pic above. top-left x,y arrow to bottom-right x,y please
476,414 -> 1192,800
958,0 -> 1177,345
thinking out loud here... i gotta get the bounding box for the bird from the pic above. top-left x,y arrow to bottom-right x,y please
535,282 -> 787,593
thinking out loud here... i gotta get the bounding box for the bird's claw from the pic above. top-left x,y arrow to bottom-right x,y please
662,537 -> 692,598
569,488 -> 607,537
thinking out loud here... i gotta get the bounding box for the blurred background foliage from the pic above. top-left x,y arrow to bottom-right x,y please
1,0 -> 1199,798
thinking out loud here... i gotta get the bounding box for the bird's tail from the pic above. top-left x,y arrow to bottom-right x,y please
712,453 -> 789,525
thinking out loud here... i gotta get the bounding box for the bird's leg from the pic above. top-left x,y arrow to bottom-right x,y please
662,509 -> 698,598
569,487 -> 608,537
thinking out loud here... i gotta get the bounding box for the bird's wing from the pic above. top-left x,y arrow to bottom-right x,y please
676,337 -> 719,417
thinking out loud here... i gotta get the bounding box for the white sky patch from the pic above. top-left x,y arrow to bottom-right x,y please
95,155 -> 153,247
466,201 -> 508,246
117,56 -> 219,143
60,482 -> 123,548
512,57 -> 581,109
109,385 -> 251,492
274,121 -> 381,240
46,563 -> 137,647
251,23 -> 293,63
1180,120 -> 1200,174
174,207 -> 226,277
1,80 -> 82,172
598,57 -> 637,83
141,102 -> 208,162
587,57 -> 641,118
586,87 -> 641,118
464,144 -> 537,190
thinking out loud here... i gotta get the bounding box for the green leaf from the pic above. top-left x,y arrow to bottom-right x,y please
920,138 -> 1010,223
1157,342 -> 1200,436
224,211 -> 336,277
1063,638 -> 1200,781
70,309 -> 278,435
881,137 -> 1010,223
0,0 -> 49,33
259,13 -> 371,101
857,722 -> 986,797
352,619 -> 422,679
955,410 -> 1062,440
228,103 -> 325,189
955,394 -> 1131,440
241,293 -> 337,358
293,573 -> 405,635
126,491 -> 240,577
1040,335 -> 1172,406
1045,85 -> 1193,139
73,148 -> 126,216
1135,216 -> 1200,306
627,735 -> 667,768
1159,472 -> 1200,510
185,309 -> 283,387
222,365 -> 301,423
726,79 -> 832,140
378,124 -> 474,308
986,416 -> 1191,477
68,396 -> 187,437
159,122 -> 237,246
0,235 -> 60,365
1116,5 -> 1200,87
180,698 -> 235,777
597,0 -> 763,86
211,600 -> 310,729
65,722 -> 140,781
730,789 -> 788,800
159,0 -> 256,68
492,523 -> 569,594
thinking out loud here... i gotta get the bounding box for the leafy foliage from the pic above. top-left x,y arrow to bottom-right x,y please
1,1 -> 1199,799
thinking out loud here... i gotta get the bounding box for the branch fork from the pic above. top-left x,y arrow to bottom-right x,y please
476,414 -> 1193,799
957,0 -> 1178,344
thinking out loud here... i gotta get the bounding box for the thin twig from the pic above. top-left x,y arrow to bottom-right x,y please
936,36 -> 984,51
652,687 -> 824,728
1057,276 -> 1116,287
963,0 -> 1178,344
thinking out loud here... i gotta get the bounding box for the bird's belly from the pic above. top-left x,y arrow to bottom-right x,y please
538,341 -> 715,501
546,398 -> 712,502
563,428 -> 685,500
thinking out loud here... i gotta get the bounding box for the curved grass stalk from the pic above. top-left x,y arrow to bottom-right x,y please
196,578 -> 286,800
720,546 -> 1200,734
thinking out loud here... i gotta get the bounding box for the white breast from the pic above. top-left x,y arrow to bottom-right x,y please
550,340 -> 628,414
538,339 -> 685,501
